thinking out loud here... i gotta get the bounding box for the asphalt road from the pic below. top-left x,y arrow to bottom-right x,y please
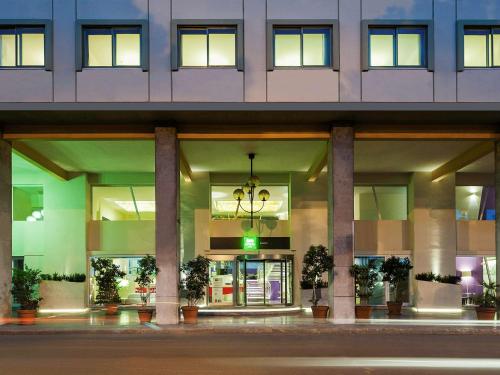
1,333 -> 500,374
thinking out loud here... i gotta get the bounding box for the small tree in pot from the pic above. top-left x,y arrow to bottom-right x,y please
11,266 -> 42,325
135,255 -> 159,324
349,260 -> 379,319
180,255 -> 211,323
301,245 -> 334,318
91,258 -> 126,315
380,256 -> 413,316
474,282 -> 498,320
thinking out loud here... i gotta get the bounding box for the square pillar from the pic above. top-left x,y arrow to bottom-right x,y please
155,127 -> 180,325
495,142 -> 500,300
328,127 -> 355,322
0,140 -> 12,318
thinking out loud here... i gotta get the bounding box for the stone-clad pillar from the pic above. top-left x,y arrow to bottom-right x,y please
0,140 -> 12,318
495,142 -> 500,302
328,127 -> 355,322
155,128 -> 179,325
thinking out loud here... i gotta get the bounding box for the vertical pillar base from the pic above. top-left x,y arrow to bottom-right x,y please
332,296 -> 355,323
155,297 -> 179,325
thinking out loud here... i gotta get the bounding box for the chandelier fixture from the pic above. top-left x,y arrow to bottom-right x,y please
232,153 -> 270,228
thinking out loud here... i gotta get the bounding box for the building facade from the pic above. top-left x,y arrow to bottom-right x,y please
0,0 -> 500,324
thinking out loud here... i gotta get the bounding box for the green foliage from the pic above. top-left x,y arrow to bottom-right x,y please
180,256 -> 211,307
11,266 -> 42,310
349,260 -> 379,304
415,272 -> 461,285
435,274 -> 461,285
91,258 -> 126,305
474,282 -> 498,308
135,255 -> 159,306
415,272 -> 436,282
40,273 -> 86,282
380,256 -> 413,303
301,245 -> 334,306
299,279 -> 328,290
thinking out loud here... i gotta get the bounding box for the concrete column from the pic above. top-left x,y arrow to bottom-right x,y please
495,142 -> 500,301
155,128 -> 180,325
0,140 -> 12,318
409,173 -> 456,276
328,127 -> 355,322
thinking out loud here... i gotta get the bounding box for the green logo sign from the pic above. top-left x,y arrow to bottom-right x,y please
243,236 -> 259,251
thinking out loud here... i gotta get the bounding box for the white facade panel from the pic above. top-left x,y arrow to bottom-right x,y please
172,69 -> 244,102
267,70 -> 339,102
339,0 -> 361,102
362,70 -> 433,102
244,0 -> 266,102
172,0 -> 243,19
457,0 -> 500,19
362,0 -> 433,19
0,71 -> 52,102
267,0 -> 338,19
77,69 -> 149,102
0,0 -> 52,19
77,0 -> 148,19
457,70 -> 500,102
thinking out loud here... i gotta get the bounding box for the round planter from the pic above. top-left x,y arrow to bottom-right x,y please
386,301 -> 402,316
105,304 -> 119,316
138,309 -> 154,324
355,305 -> 372,319
311,305 -> 329,319
476,307 -> 496,320
181,306 -> 199,324
17,309 -> 37,325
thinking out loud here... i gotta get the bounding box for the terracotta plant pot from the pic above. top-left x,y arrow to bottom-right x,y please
17,309 -> 37,325
138,309 -> 154,324
476,307 -> 496,320
181,306 -> 199,324
355,305 -> 372,319
387,301 -> 402,316
105,304 -> 119,316
311,305 -> 329,318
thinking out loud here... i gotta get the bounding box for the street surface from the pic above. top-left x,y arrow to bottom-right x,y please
1,333 -> 500,374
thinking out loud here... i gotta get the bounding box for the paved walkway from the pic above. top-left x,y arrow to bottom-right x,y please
1,308 -> 500,335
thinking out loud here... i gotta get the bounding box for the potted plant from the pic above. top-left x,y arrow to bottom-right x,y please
135,255 -> 159,323
349,260 -> 379,319
91,258 -> 126,315
180,255 -> 211,323
380,256 -> 413,316
474,282 -> 498,320
11,266 -> 42,325
301,245 -> 334,318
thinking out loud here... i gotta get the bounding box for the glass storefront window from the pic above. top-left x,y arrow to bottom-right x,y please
13,185 -> 44,222
211,185 -> 289,220
456,186 -> 495,221
209,260 -> 234,305
92,186 -> 155,221
457,256 -> 496,304
354,186 -> 407,220
354,256 -> 385,305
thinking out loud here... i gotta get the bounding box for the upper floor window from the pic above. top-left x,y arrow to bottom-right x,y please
83,26 -> 141,68
13,185 -> 44,222
179,27 -> 236,67
273,26 -> 331,68
369,26 -> 426,68
0,26 -> 45,67
354,186 -> 407,221
456,186 -> 495,221
463,27 -> 500,68
92,186 -> 155,221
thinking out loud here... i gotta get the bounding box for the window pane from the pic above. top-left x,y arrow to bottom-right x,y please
21,33 -> 44,66
87,34 -> 112,66
493,31 -> 500,66
180,32 -> 207,67
354,186 -> 407,220
303,29 -> 330,66
397,32 -> 422,66
116,33 -> 141,66
13,186 -> 44,222
92,186 -> 155,221
464,32 -> 488,67
274,30 -> 301,67
369,32 -> 394,66
208,32 -> 236,66
0,33 -> 15,66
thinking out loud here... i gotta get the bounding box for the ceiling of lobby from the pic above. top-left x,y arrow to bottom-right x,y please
12,139 -> 493,175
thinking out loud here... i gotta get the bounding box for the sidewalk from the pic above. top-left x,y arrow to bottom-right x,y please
1,308 -> 500,336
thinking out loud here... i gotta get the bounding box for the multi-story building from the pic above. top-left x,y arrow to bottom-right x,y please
0,0 -> 499,324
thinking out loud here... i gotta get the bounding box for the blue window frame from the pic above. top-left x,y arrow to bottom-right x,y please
0,26 -> 46,68
368,26 -> 427,68
178,26 -> 237,68
463,27 -> 500,68
83,26 -> 142,68
273,26 -> 331,68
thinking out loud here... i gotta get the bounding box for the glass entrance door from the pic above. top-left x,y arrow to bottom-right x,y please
237,256 -> 293,306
